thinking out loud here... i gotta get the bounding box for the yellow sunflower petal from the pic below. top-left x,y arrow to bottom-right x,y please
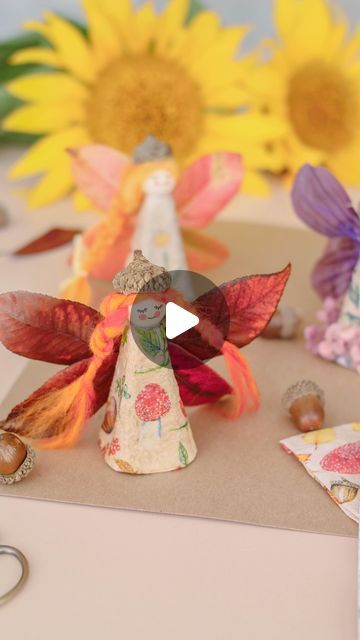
203,84 -> 250,109
27,162 -> 74,208
206,113 -> 286,143
23,19 -> 51,37
275,0 -> 332,54
3,103 -> 85,133
83,0 -> 123,69
9,126 -> 90,178
43,13 -> 95,83
7,73 -> 88,103
129,1 -> 158,53
9,47 -> 61,67
73,189 -> 95,212
155,0 -> 189,54
241,169 -> 270,196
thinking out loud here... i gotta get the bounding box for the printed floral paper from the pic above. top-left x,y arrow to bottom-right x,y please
281,424 -> 360,523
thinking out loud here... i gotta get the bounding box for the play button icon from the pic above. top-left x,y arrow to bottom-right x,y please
165,302 -> 199,339
130,268 -> 230,369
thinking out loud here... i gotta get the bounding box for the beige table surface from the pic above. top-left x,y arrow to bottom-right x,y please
0,148 -> 358,639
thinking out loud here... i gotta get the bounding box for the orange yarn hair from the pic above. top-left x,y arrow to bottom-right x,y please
61,158 -> 179,305
13,288 -> 259,449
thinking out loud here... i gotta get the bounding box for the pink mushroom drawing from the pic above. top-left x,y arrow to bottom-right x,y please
135,383 -> 171,437
320,441 -> 360,474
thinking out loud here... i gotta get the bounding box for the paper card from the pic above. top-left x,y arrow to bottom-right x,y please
281,424 -> 360,523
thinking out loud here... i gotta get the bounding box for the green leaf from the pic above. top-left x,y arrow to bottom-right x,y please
179,441 -> 189,466
186,0 -> 204,24
136,328 -> 162,359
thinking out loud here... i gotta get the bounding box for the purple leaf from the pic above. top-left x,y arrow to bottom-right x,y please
292,164 -> 360,242
312,237 -> 360,299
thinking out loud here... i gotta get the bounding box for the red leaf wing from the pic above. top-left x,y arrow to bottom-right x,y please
169,342 -> 231,406
173,265 -> 291,360
4,352 -> 117,437
14,228 -> 82,256
0,292 -> 102,364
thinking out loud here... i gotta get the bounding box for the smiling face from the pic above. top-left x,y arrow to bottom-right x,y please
130,297 -> 166,329
143,169 -> 176,196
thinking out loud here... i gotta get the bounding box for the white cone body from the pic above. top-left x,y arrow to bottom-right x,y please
129,171 -> 194,299
99,319 -> 197,474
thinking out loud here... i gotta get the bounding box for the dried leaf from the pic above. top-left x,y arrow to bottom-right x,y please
175,152 -> 243,229
183,228 -> 229,271
3,351 -> 117,438
173,265 -> 291,360
14,227 -> 81,256
0,291 -> 102,364
69,144 -> 130,211
169,342 -> 231,405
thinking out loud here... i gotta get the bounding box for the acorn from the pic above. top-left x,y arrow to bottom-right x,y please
262,306 -> 301,339
0,433 -> 35,484
282,380 -> 325,432
330,479 -> 358,504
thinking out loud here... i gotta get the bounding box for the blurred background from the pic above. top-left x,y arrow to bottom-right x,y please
2,0 -> 360,45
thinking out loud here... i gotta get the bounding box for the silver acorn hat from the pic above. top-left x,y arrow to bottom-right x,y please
112,250 -> 172,294
132,134 -> 172,164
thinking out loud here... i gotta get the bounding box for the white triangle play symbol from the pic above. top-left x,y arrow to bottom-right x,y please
165,302 -> 199,339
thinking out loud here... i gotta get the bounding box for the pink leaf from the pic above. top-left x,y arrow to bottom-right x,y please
69,144 -> 131,211
174,153 -> 243,228
320,442 -> 360,474
0,291 -> 102,364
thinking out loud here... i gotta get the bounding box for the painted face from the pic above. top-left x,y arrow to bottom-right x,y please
130,298 -> 166,329
143,170 -> 175,196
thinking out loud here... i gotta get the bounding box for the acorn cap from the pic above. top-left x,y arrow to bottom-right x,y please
282,379 -> 325,412
112,250 -> 172,294
331,478 -> 359,490
133,134 -> 172,164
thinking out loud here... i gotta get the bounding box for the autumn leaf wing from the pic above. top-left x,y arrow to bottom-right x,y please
182,228 -> 229,271
174,153 -> 243,228
0,291 -> 102,364
2,352 -> 117,439
173,265 -> 291,360
169,342 -> 231,406
69,144 -> 131,211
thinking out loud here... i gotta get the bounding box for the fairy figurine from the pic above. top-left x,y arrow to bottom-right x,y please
60,134 -> 243,305
99,250 -> 198,474
291,164 -> 360,372
0,253 -> 290,473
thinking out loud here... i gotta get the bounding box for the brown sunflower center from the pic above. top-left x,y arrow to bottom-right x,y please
87,54 -> 204,160
288,61 -> 357,152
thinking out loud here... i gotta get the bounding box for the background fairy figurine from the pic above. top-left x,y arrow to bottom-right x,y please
291,163 -> 360,372
60,134 -> 243,305
0,253 -> 290,471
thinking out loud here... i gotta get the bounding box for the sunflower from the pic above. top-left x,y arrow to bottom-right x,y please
3,0 -> 284,207
248,0 -> 360,185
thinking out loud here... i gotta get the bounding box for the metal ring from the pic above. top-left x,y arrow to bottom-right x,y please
0,546 -> 29,605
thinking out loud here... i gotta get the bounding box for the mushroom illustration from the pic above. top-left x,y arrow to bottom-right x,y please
135,383 -> 171,437
320,441 -> 360,474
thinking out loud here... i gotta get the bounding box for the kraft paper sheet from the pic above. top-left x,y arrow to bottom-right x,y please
0,222 -> 358,537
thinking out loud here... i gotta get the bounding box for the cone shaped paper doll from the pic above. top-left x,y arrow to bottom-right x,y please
0,252 -> 290,473
60,135 -> 243,305
292,164 -> 360,372
99,250 -> 197,474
